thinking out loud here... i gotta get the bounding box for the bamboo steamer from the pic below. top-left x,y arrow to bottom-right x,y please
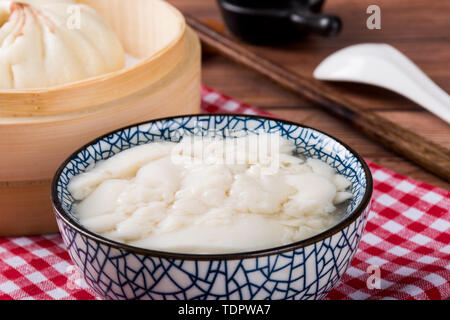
0,0 -> 201,236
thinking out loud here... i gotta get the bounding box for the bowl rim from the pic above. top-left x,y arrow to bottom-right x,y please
51,113 -> 373,261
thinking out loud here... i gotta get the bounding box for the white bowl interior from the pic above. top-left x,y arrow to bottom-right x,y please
56,116 -> 369,230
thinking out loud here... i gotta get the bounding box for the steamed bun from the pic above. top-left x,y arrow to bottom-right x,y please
0,0 -> 125,89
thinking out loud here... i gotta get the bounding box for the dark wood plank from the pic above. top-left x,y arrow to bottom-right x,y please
188,14 -> 450,181
167,0 -> 450,189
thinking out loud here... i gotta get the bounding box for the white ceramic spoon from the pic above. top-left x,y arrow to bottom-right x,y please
314,43 -> 450,124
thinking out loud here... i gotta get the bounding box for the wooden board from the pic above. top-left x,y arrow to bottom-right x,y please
167,0 -> 450,190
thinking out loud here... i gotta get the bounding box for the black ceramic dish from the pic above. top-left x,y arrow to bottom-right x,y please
217,0 -> 342,45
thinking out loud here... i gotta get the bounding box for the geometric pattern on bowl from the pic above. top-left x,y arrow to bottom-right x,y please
53,114 -> 372,300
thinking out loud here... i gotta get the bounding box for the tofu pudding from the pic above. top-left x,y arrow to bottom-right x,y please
68,133 -> 353,254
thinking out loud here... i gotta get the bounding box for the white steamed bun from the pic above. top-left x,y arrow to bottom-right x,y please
0,0 -> 125,89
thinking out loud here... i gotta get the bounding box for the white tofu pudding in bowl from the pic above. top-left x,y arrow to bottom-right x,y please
52,114 -> 373,300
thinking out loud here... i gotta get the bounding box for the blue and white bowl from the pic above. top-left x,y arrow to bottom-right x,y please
52,114 -> 373,300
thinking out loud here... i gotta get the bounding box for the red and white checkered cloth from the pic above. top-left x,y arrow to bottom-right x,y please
0,86 -> 448,300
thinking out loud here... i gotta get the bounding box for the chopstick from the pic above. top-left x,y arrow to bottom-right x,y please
185,15 -> 450,182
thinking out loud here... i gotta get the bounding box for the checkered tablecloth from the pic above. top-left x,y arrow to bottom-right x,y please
0,86 -> 448,300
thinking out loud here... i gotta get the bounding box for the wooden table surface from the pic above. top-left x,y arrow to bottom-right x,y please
168,0 -> 450,190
